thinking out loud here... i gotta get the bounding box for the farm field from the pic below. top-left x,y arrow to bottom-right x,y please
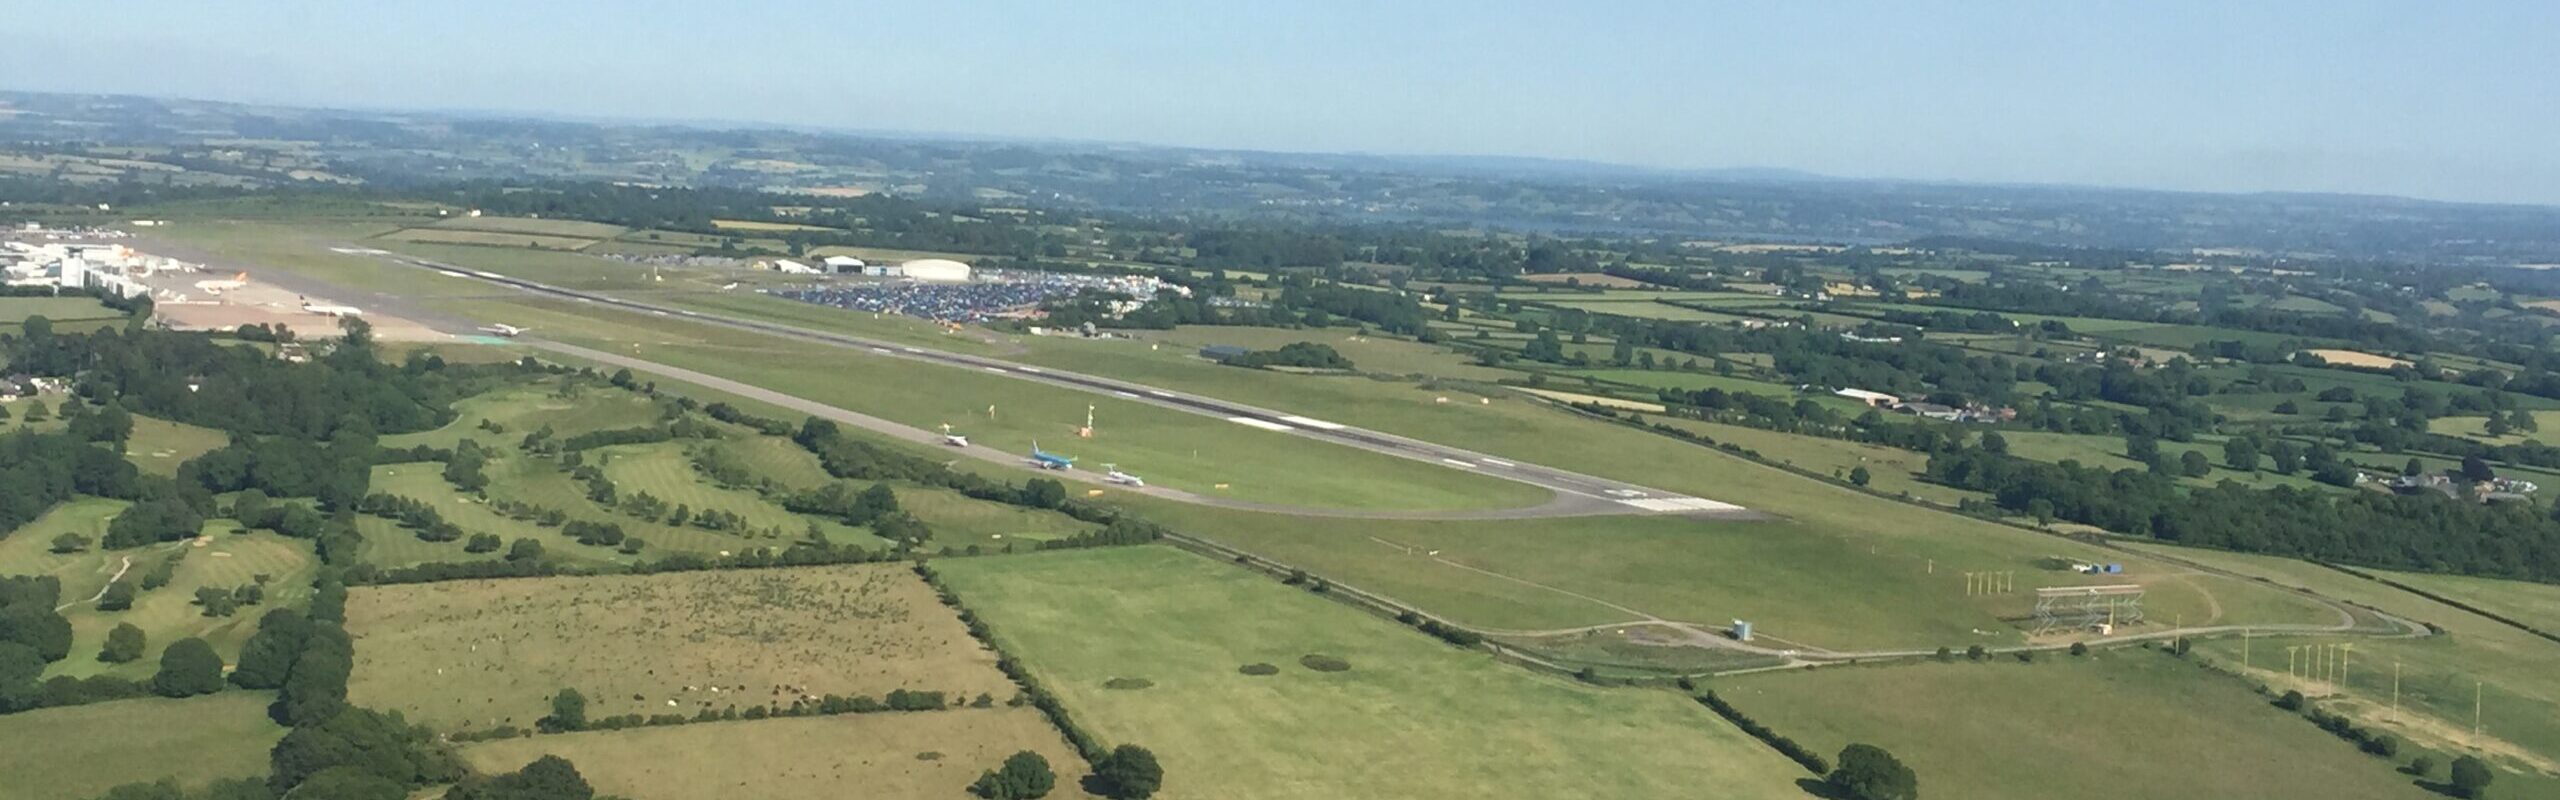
0,694 -> 287,800
2428,410 -> 2560,445
2120,543 -> 2560,793
1994,431 -> 2329,491
344,564 -> 1017,733
460,709 -> 1094,800
710,218 -> 844,232
936,546 -> 1811,800
2366,570 -> 2560,639
2302,348 -> 2411,369
1536,299 -> 1756,323
1716,654 -> 2425,800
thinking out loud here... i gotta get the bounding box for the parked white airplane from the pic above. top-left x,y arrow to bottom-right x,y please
938,423 -> 968,447
300,299 -> 363,317
1104,464 -> 1145,487
478,323 -> 532,337
193,271 -> 249,293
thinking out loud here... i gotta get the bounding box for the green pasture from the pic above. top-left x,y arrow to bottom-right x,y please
1646,417 -> 1982,506
937,546 -> 1811,800
460,709 -> 1095,800
379,381 -> 666,451
1718,653 -> 2427,800
0,694 -> 286,800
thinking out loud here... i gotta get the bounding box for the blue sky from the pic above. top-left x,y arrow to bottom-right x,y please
7,1 -> 2557,204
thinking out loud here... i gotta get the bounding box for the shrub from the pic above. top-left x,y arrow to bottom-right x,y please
1298,654 -> 1351,672
970,750 -> 1057,799
1828,743 -> 1919,800
1102,677 -> 1154,691
2068,642 -> 2088,657
1238,663 -> 1279,676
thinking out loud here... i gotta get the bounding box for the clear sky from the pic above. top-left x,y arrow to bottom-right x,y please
7,1 -> 2557,204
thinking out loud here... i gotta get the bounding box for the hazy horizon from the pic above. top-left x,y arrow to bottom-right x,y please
8,1 -> 2556,205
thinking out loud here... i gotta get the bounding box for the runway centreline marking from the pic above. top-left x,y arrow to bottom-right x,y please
1481,458 -> 1516,467
1278,415 -> 1346,430
1229,417 -> 1294,432
1440,458 -> 1477,468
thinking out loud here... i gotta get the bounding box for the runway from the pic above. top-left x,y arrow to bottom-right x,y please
346,247 -> 1760,521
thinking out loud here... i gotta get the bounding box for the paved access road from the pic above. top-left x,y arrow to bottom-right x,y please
351,248 -> 1759,520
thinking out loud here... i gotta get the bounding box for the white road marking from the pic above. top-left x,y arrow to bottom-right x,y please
1147,390 -> 1176,398
984,366 -> 1008,373
1229,417 -> 1294,432
1019,367 -> 1043,373
901,347 -> 922,353
1278,415 -> 1345,430
1114,391 -> 1140,399
1620,497 -> 1745,512
1480,458 -> 1516,467
1440,458 -> 1477,468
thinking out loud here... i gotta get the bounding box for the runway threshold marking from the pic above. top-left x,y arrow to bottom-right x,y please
1278,415 -> 1345,430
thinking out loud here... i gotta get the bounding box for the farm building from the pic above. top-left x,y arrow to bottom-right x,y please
898,258 -> 973,283
822,255 -> 866,273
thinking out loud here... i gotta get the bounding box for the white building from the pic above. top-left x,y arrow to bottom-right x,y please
821,255 -> 866,273
769,259 -> 821,275
898,258 -> 972,283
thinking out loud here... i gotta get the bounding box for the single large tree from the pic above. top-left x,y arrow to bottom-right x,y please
2450,755 -> 2495,799
99,622 -> 147,663
1827,743 -> 1919,800
541,688 -> 588,732
1093,745 -> 1163,800
152,637 -> 225,697
971,751 -> 1056,799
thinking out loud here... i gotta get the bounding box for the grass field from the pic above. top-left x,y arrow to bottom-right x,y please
2120,544 -> 2560,793
1059,325 -> 1515,381
346,564 -> 1016,732
1646,416 -> 1982,506
460,708 -> 1094,800
426,216 -> 631,239
121,414 -> 228,476
1716,654 -> 2426,800
2427,411 -> 2560,445
0,694 -> 287,800
711,218 -> 845,233
937,547 -> 1811,800
379,227 -> 602,251
0,295 -> 122,323
476,296 -> 1549,513
2379,571 -> 2560,634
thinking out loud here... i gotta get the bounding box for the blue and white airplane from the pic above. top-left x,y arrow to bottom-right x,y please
1028,441 -> 1076,470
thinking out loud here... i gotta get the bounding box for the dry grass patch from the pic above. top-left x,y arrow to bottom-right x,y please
461,708 -> 1093,800
347,564 -> 1014,732
2301,349 -> 2411,370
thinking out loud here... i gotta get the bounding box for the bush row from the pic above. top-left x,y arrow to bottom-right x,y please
1698,690 -> 1831,775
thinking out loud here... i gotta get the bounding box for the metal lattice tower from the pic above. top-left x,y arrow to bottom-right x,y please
2032,584 -> 2146,635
